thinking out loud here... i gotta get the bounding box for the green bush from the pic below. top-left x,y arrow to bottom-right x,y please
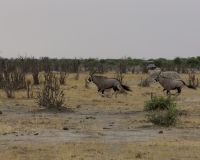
144,96 -> 176,111
144,96 -> 179,126
145,104 -> 179,125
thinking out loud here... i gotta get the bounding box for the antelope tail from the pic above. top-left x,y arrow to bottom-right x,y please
182,80 -> 196,90
186,84 -> 196,90
121,84 -> 132,91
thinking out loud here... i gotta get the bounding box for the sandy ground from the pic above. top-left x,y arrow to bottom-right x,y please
1,103 -> 200,146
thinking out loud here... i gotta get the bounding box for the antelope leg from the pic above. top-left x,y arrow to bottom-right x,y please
173,92 -> 180,96
98,90 -> 105,97
165,90 -> 173,97
163,90 -> 168,95
162,89 -> 168,95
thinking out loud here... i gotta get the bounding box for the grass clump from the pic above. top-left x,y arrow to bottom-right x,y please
144,96 -> 179,126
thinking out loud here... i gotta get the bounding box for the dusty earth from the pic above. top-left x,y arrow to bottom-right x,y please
0,72 -> 200,159
1,102 -> 200,145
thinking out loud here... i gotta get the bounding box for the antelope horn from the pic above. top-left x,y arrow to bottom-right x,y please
91,64 -> 102,75
158,67 -> 164,77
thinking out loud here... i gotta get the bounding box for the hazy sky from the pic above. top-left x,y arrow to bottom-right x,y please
0,0 -> 200,59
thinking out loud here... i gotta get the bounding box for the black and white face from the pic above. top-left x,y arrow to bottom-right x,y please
154,77 -> 159,82
87,76 -> 92,83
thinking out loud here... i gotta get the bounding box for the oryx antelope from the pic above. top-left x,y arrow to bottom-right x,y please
155,70 -> 196,96
87,66 -> 132,97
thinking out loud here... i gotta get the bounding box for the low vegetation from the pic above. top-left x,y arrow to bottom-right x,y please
144,96 -> 179,125
144,96 -> 176,111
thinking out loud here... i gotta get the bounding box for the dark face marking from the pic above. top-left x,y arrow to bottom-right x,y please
87,76 -> 92,83
154,77 -> 159,82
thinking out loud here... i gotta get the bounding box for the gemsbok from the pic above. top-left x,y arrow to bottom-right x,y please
155,70 -> 196,96
87,65 -> 131,97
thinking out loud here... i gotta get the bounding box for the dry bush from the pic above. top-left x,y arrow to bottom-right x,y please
3,69 -> 27,98
59,72 -> 69,85
4,81 -> 15,98
115,71 -> 124,83
26,79 -> 34,98
73,60 -> 80,80
188,70 -> 199,86
28,58 -> 41,85
74,72 -> 79,80
37,72 -> 65,109
12,70 -> 27,89
41,57 -> 53,72
119,59 -> 127,74
138,77 -> 150,87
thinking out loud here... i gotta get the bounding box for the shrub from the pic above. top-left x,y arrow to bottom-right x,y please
59,72 -> 69,85
144,96 -> 179,126
145,104 -> 179,125
138,78 -> 150,87
144,96 -> 176,111
4,82 -> 15,98
37,72 -> 65,109
37,85 -> 65,108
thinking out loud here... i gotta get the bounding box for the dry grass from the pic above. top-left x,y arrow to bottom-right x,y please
1,140 -> 200,160
0,71 -> 200,159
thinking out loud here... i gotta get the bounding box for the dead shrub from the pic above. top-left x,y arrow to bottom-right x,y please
12,70 -> 27,89
37,72 -> 65,109
26,79 -> 34,98
59,72 -> 69,85
188,70 -> 199,87
138,77 -> 150,87
4,82 -> 15,98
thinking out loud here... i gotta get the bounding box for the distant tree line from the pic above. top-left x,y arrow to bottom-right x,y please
1,56 -> 200,74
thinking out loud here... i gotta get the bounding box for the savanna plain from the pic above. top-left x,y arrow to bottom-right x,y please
0,71 -> 200,160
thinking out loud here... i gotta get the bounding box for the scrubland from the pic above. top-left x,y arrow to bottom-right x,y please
0,71 -> 200,160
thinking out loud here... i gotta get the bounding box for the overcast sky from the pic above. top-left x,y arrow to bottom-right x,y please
0,0 -> 200,60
